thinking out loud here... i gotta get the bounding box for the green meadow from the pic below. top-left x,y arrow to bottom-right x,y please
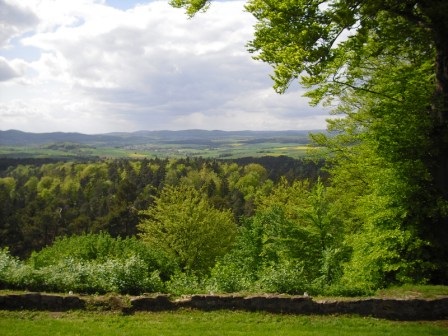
0,310 -> 447,336
0,142 -> 311,160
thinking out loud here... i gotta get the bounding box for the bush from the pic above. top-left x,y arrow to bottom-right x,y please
107,256 -> 164,294
256,260 -> 308,295
0,248 -> 17,287
208,261 -> 253,293
1,255 -> 165,294
29,232 -> 176,280
0,249 -> 37,290
1,235 -> 168,294
165,271 -> 207,296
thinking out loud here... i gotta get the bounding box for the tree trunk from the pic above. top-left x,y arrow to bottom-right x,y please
415,0 -> 448,282
425,3 -> 448,282
432,38 -> 448,202
429,46 -> 448,283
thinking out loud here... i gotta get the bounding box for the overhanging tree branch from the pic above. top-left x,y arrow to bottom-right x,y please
331,79 -> 404,103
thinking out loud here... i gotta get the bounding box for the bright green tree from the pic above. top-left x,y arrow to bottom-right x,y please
171,0 -> 448,284
172,0 -> 447,204
138,184 -> 237,273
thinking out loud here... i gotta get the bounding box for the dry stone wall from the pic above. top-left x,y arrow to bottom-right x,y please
0,293 -> 85,311
1,293 -> 447,320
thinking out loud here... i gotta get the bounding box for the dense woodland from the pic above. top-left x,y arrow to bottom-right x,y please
0,157 -> 322,258
0,157 -> 334,295
0,150 -> 443,296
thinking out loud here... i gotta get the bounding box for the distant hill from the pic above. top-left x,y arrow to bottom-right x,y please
0,130 -> 135,146
0,129 -> 325,160
0,129 -> 318,147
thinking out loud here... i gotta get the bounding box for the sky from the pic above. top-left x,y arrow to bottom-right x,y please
0,0 -> 330,134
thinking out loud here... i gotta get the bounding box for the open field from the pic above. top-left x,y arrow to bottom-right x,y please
0,142 -> 313,160
0,129 -> 317,159
0,310 -> 447,336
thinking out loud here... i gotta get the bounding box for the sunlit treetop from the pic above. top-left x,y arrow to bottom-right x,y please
171,0 -> 445,97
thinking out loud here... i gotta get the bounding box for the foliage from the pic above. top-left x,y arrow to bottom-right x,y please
3,244 -> 159,295
207,260 -> 253,293
0,242 -> 164,295
171,0 -> 448,287
138,184 -> 237,273
341,224 -> 431,292
255,178 -> 310,220
28,232 -> 174,280
0,149 -> 443,296
256,259 -> 308,294
0,171 -> 440,296
307,38 -> 438,289
0,248 -> 21,289
165,271 -> 207,296
209,181 -> 348,295
39,257 -> 163,294
1,157 -> 314,258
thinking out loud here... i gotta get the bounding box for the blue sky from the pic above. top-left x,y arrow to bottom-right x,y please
106,0 -> 145,10
0,0 -> 328,134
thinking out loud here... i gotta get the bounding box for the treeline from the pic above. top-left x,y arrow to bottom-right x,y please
0,156 -> 321,258
0,154 -> 353,296
0,147 -> 445,296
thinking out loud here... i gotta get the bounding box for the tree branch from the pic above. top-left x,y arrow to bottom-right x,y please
332,79 -> 404,103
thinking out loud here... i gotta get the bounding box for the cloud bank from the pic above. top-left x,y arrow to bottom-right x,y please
0,0 -> 328,133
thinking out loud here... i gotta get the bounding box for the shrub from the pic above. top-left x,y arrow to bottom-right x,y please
107,256 -> 164,294
165,271 -> 207,296
340,225 -> 431,293
0,248 -> 17,287
1,256 -> 165,295
1,235 -> 168,294
256,260 -> 308,295
208,261 -> 252,293
29,232 -> 176,282
0,249 -> 42,290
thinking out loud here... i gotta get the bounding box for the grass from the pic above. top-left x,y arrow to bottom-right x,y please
0,286 -> 447,335
0,310 -> 447,336
375,285 -> 448,299
0,142 -> 313,160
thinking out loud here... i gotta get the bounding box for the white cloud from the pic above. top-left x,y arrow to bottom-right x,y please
0,0 -> 39,48
0,57 -> 19,81
0,96 -> 135,133
0,0 -> 329,133
172,110 -> 329,131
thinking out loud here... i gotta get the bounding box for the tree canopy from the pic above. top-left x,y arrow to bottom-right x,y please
171,0 -> 447,196
171,0 -> 448,283
138,184 -> 237,273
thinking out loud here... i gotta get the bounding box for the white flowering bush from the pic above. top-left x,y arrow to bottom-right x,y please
1,238 -> 165,294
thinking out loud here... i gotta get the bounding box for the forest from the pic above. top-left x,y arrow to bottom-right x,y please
0,156 -> 322,258
0,149 -> 443,296
0,157 -> 334,295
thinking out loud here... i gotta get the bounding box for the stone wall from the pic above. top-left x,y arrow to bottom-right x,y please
1,293 -> 447,320
0,293 -> 85,311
